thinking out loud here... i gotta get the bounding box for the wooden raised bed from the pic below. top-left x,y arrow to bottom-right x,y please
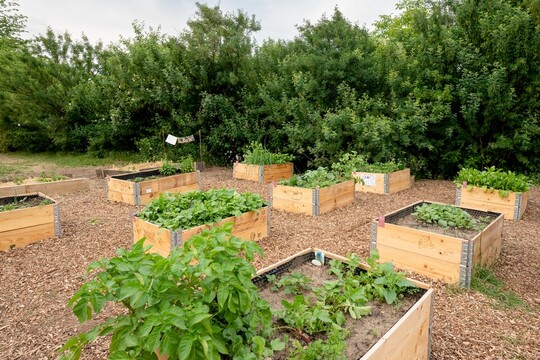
0,192 -> 61,251
107,169 -> 200,205
132,206 -> 269,257
270,179 -> 355,216
456,185 -> 528,221
253,249 -> 434,360
353,168 -> 412,194
371,201 -> 504,287
0,178 -> 89,197
233,162 -> 294,183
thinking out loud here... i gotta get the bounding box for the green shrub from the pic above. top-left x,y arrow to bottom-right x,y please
242,142 -> 294,165
332,151 -> 405,175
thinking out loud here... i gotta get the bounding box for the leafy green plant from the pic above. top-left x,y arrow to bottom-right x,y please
178,155 -> 195,173
37,172 -> 68,183
456,167 -> 531,196
132,175 -> 160,182
332,151 -> 405,175
159,161 -> 178,176
0,197 -> 53,212
137,189 -> 266,231
288,327 -> 348,360
57,225 -> 282,360
279,167 -> 349,189
412,203 -> 487,230
268,272 -> 312,295
242,142 -> 294,165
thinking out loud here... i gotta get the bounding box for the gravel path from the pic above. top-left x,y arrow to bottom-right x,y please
0,167 -> 538,359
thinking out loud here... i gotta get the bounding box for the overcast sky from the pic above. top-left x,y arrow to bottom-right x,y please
18,1 -> 401,45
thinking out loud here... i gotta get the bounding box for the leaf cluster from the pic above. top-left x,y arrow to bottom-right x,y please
267,272 -> 312,295
242,142 -> 294,165
37,172 -> 68,183
57,224 -> 278,360
0,196 -> 53,212
279,167 -> 348,189
412,203 -> 485,230
332,151 -> 405,176
159,161 -> 178,176
178,155 -> 195,173
456,166 -> 531,196
137,189 -> 266,230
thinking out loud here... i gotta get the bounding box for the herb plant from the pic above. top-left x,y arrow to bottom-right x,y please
137,189 -> 266,230
178,155 -> 195,173
242,142 -> 294,165
57,225 -> 283,360
159,161 -> 178,176
412,203 -> 487,230
332,152 -> 405,175
279,167 -> 350,189
456,166 -> 531,197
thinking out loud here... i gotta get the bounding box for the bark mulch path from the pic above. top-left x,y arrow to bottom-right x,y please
0,167 -> 538,359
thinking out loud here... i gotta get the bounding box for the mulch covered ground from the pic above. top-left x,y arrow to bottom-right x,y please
0,167 -> 538,359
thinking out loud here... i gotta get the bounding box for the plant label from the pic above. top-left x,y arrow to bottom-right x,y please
165,134 -> 178,145
361,174 -> 376,187
462,181 -> 467,187
378,215 -> 385,227
145,188 -> 152,194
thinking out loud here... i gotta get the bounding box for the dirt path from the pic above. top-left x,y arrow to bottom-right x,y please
0,167 -> 538,359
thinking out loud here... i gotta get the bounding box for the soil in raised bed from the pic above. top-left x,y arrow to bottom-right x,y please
0,196 -> 53,212
259,261 -> 423,359
391,212 -> 494,240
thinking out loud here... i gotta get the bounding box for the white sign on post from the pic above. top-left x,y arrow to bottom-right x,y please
165,134 -> 178,145
177,135 -> 195,144
361,174 -> 376,187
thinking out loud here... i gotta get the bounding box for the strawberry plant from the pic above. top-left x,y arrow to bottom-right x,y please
137,189 -> 266,231
455,166 -> 531,197
242,142 -> 294,165
279,167 -> 350,189
412,203 -> 488,230
57,225 -> 283,360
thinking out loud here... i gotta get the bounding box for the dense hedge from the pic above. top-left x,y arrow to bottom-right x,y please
1,1 -> 539,178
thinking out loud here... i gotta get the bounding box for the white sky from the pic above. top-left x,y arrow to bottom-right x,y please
18,0 -> 401,45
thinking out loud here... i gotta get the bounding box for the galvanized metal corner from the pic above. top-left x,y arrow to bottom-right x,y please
171,231 -> 181,253
455,187 -> 462,206
197,170 -> 201,190
269,184 -> 273,208
370,221 -> 378,251
384,174 -> 390,194
513,193 -> 522,220
459,241 -> 472,288
232,162 -> 236,177
267,207 -> 271,237
53,203 -> 62,237
258,165 -> 265,183
312,188 -> 320,216
133,182 -> 141,206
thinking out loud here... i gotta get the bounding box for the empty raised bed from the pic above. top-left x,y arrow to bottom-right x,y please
0,192 -> 61,251
371,201 -> 504,287
233,162 -> 294,183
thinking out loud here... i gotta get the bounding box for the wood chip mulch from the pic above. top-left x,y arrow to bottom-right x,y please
0,167 -> 538,360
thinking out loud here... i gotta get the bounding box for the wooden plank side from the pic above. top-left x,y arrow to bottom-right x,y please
318,180 -> 355,203
107,190 -> 135,205
353,172 -> 386,194
388,169 -> 412,193
319,190 -> 355,215
519,191 -> 528,219
0,178 -> 89,197
107,178 -> 134,194
262,163 -> 294,182
138,172 -> 198,194
362,289 -> 433,360
476,215 -> 504,267
132,216 -> 173,257
376,224 -> 464,264
459,186 -> 517,219
377,243 -> 462,283
0,222 -> 56,251
271,185 -> 313,215
0,204 -> 55,233
233,163 -> 260,182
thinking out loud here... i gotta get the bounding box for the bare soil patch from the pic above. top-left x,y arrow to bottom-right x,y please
0,166 -> 538,359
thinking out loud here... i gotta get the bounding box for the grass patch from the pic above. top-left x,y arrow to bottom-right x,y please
1,151 -> 142,168
0,164 -> 20,176
471,266 -> 527,309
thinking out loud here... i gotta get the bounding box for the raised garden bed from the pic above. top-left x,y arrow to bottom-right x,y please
371,201 -> 504,287
270,179 -> 355,216
95,161 -> 165,178
233,162 -> 294,183
106,169 -> 200,205
353,168 -> 413,194
0,177 -> 89,197
0,192 -> 61,251
132,189 -> 269,257
456,185 -> 528,221
254,249 -> 434,360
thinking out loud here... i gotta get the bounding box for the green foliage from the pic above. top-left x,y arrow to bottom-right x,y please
242,142 -> 294,165
288,327 -> 348,360
267,272 -> 312,295
36,172 -> 68,183
0,196 -> 53,212
137,189 -> 266,231
456,166 -> 531,195
159,161 -> 178,176
412,203 -> 487,230
57,225 -> 276,360
332,151 -> 405,176
178,155 -> 195,173
132,176 -> 159,183
280,167 -> 349,189
471,266 -> 528,309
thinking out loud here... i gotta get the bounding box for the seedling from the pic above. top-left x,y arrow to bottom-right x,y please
268,271 -> 312,295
